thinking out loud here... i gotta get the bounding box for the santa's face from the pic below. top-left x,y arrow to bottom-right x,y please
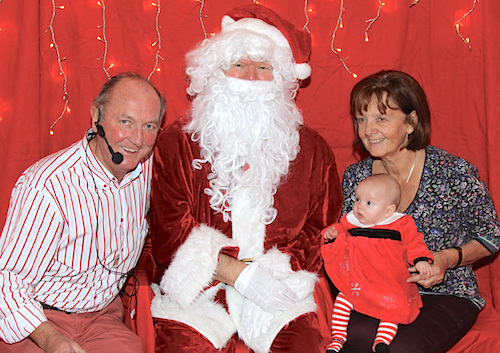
186,72 -> 302,224
224,57 -> 274,81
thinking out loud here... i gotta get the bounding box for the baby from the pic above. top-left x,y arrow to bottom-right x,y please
322,174 -> 433,353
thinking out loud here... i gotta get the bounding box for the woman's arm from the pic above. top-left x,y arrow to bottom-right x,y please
407,239 -> 490,288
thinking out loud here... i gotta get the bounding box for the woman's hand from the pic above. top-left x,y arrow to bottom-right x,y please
407,250 -> 454,288
407,240 -> 490,288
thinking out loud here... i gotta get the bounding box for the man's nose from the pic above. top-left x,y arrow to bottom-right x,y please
243,66 -> 259,81
130,127 -> 144,145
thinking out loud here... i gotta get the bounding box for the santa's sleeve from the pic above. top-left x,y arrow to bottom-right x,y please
277,126 -> 343,273
148,122 -> 237,308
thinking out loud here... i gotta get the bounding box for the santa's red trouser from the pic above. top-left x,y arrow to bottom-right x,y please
154,312 -> 323,353
0,297 -> 143,353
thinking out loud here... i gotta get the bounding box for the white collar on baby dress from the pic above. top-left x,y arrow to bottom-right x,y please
346,211 -> 405,228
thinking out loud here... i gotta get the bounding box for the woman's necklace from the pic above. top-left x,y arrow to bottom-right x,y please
405,151 -> 417,185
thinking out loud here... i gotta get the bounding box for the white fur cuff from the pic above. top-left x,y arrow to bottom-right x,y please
159,224 -> 237,308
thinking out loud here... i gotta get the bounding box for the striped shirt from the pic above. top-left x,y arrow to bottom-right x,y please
0,133 -> 152,343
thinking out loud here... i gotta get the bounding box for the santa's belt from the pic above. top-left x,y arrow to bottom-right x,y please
347,228 -> 401,241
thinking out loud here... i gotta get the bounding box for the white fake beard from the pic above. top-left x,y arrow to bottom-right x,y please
185,76 -> 303,224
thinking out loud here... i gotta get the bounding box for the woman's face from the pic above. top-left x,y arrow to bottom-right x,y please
355,94 -> 413,159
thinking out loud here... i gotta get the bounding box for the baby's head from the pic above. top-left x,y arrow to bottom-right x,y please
353,174 -> 401,225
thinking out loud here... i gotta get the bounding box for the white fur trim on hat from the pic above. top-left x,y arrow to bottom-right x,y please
221,15 -> 311,80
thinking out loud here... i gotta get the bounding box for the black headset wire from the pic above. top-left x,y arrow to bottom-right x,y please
85,128 -> 138,298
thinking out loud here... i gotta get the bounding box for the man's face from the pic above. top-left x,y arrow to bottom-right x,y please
224,57 -> 274,81
91,78 -> 162,181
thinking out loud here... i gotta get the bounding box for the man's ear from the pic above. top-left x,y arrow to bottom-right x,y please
90,104 -> 99,132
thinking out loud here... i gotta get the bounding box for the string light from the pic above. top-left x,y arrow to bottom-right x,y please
197,0 -> 208,39
47,0 -> 69,134
330,0 -> 357,78
364,0 -> 382,42
409,0 -> 421,7
303,0 -> 311,33
455,0 -> 477,51
97,0 -> 112,79
148,0 -> 164,80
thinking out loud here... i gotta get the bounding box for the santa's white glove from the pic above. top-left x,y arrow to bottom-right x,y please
241,299 -> 273,339
234,262 -> 298,314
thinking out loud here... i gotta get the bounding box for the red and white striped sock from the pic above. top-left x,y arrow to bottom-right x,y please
372,321 -> 398,352
327,292 -> 353,352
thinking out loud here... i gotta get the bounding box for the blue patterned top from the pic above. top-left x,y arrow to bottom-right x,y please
341,146 -> 500,309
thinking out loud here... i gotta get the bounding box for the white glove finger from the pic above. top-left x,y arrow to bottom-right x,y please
241,300 -> 273,339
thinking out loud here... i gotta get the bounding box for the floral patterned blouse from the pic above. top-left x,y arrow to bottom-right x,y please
341,146 -> 500,309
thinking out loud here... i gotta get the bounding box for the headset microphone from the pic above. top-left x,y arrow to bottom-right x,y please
95,123 -> 124,164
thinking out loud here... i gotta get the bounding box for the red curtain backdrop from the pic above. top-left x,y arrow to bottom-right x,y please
0,0 -> 498,310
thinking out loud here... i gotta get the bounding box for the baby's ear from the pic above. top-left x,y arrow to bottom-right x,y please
386,204 -> 397,217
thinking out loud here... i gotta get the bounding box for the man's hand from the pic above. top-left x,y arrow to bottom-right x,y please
234,262 -> 298,314
30,321 -> 86,353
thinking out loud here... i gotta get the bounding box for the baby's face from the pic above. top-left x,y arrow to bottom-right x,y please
352,182 -> 394,225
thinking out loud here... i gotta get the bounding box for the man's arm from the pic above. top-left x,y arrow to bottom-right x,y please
0,185 -> 62,343
214,253 -> 247,286
407,240 -> 490,288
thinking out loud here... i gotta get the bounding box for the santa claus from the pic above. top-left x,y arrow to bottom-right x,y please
147,4 -> 343,353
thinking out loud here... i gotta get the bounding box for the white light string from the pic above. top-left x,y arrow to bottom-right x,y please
303,0 -> 311,33
47,1 -> 69,134
97,0 -> 112,79
330,0 -> 357,78
148,0 -> 164,80
197,0 -> 208,39
455,0 -> 477,51
364,0 -> 381,42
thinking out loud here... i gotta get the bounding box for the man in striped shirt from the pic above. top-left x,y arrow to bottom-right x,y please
0,72 -> 165,353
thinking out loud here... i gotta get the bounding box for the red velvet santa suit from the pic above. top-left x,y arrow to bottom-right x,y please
322,212 -> 433,324
147,120 -> 342,352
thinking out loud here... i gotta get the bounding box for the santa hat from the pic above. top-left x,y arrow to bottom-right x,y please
221,4 -> 312,80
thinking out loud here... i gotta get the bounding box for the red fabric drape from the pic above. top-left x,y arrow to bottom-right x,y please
1,1 -> 499,348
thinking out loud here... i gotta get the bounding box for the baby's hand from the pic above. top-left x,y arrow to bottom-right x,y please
414,261 -> 432,279
323,226 -> 338,241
